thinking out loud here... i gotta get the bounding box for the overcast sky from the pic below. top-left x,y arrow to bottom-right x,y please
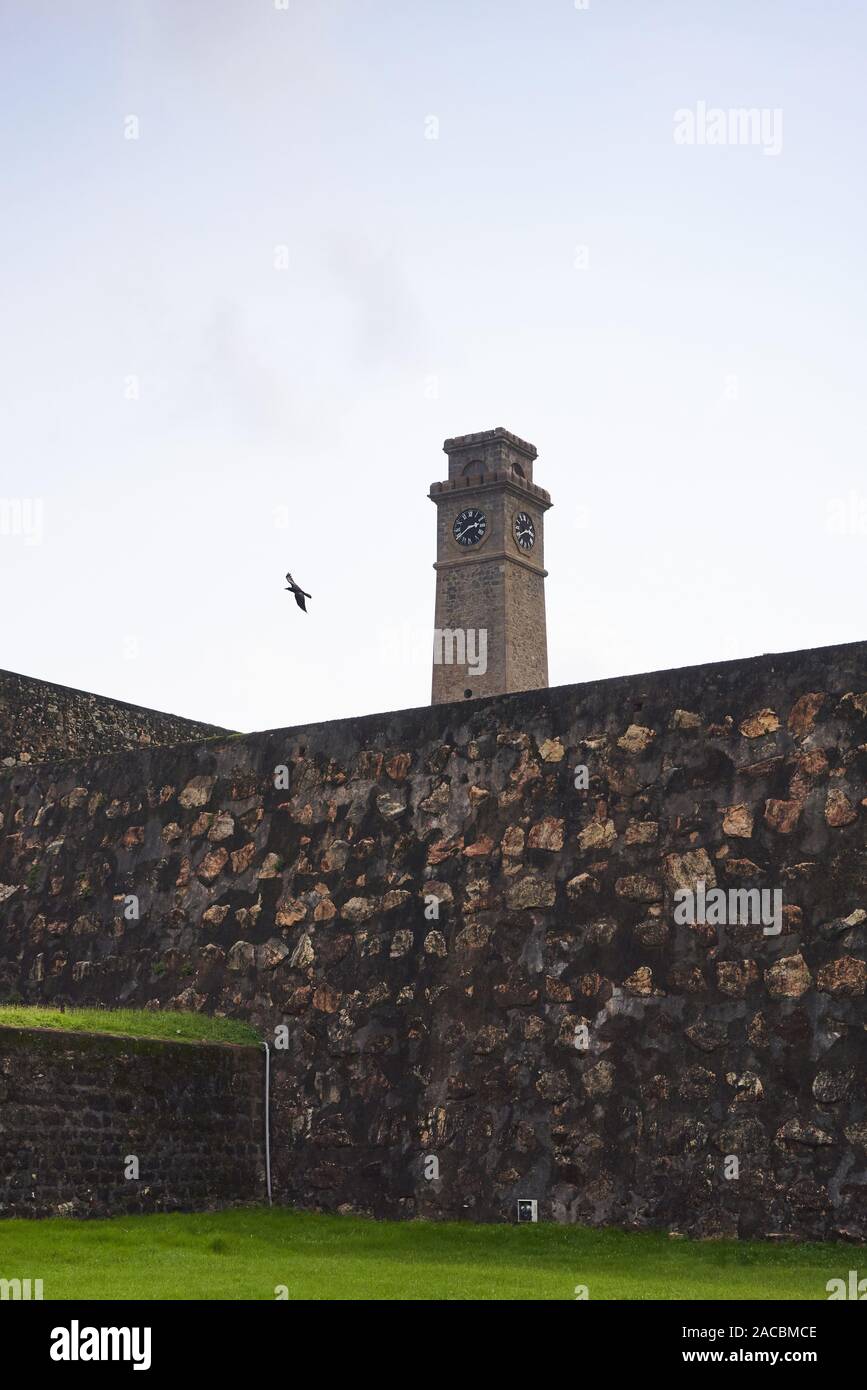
1,1 -> 865,734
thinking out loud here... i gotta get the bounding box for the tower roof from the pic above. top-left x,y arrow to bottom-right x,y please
443,426 -> 537,459
441,426 -> 541,487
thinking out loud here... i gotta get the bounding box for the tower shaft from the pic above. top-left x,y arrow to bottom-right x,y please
429,428 -> 551,705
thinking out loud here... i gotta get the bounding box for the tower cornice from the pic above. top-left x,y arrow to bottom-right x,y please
428,473 -> 552,508
433,550 -> 548,578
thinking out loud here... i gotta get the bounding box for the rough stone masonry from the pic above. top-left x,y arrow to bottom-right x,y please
0,639 -> 865,1238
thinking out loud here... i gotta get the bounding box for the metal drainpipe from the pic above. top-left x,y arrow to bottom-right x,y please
262,1041 -> 272,1207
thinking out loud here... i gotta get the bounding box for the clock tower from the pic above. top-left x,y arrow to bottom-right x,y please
429,427 -> 552,705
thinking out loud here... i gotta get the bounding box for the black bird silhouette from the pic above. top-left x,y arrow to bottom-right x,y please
285,572 -> 311,612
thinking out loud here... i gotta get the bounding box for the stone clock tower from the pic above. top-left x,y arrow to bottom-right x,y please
429,427 -> 552,704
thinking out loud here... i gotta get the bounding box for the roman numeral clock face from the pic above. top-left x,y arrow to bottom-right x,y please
453,508 -> 486,546
514,511 -> 535,550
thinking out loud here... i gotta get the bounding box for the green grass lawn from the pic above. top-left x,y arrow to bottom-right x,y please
0,1005 -> 260,1046
0,1207 -> 851,1300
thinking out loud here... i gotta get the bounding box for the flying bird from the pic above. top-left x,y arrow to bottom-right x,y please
285,572 -> 311,612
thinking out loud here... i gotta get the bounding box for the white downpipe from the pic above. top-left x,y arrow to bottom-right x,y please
262,1041 -> 272,1206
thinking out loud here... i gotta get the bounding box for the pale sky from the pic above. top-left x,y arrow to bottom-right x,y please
1,0 -> 865,734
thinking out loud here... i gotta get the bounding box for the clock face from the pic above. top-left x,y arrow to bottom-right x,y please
453,508 -> 487,546
514,511 -> 536,551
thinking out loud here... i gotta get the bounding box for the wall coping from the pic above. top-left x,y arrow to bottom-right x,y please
1,635 -> 864,779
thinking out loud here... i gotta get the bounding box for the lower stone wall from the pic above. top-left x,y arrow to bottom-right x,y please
0,1027 -> 264,1218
